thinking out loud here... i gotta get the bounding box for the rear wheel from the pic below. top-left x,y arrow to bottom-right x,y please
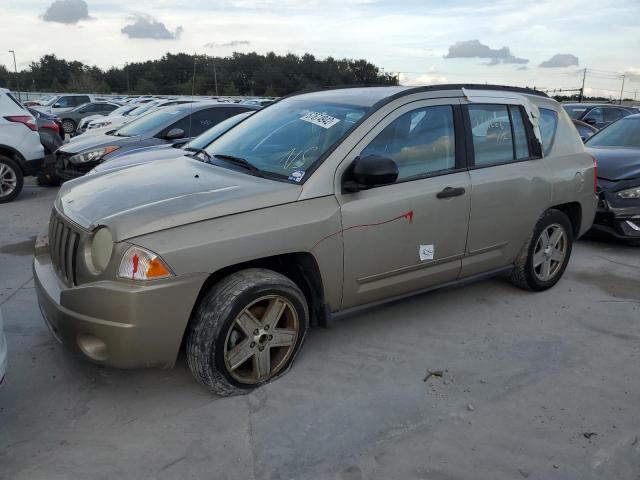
186,268 -> 308,396
511,209 -> 573,291
0,156 -> 24,204
61,119 -> 76,135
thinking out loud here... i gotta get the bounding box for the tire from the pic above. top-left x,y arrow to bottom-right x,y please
186,268 -> 309,396
61,119 -> 76,135
0,156 -> 24,204
510,209 -> 574,291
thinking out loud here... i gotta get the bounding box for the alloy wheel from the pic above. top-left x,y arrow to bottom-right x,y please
223,295 -> 299,384
0,163 -> 18,198
62,120 -> 75,134
532,223 -> 567,282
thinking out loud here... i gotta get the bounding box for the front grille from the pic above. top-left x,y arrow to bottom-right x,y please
49,212 -> 80,286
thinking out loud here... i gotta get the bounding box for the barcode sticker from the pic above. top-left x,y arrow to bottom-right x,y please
300,111 -> 341,129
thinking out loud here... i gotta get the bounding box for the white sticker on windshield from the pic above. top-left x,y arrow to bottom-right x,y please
300,111 -> 341,129
419,245 -> 434,261
288,170 -> 306,182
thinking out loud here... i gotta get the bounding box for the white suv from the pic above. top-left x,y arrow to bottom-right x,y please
0,88 -> 45,203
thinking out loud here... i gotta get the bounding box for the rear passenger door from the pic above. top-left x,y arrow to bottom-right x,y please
461,103 -> 551,278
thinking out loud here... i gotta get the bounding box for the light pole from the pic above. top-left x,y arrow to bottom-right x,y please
8,50 -> 20,101
619,74 -> 626,105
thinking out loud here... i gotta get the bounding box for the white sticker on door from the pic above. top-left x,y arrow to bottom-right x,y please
300,111 -> 341,129
419,244 -> 434,261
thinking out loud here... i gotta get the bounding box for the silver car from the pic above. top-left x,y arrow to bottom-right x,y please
34,85 -> 597,395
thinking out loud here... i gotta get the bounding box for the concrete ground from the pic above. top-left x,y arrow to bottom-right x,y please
1,180 -> 639,480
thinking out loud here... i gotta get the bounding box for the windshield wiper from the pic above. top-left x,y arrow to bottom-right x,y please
213,154 -> 263,177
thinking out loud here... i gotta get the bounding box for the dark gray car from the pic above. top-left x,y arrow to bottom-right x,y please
59,102 -> 120,135
55,103 -> 257,180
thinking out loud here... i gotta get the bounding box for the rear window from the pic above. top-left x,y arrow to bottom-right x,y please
538,108 -> 558,155
6,92 -> 26,111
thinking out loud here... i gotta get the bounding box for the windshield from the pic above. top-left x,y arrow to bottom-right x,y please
128,102 -> 159,117
186,112 -> 253,151
43,96 -> 59,107
110,105 -> 135,117
586,117 -> 640,148
563,105 -> 590,120
116,107 -> 186,137
204,99 -> 368,181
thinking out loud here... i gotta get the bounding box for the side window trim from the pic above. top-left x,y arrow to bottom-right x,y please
462,102 -> 543,170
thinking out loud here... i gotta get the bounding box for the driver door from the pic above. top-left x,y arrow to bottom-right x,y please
337,99 -> 471,309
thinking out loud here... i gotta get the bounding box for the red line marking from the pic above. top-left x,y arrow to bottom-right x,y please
311,210 -> 413,250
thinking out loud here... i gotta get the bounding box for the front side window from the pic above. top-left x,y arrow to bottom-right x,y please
55,96 -> 75,108
584,107 -> 603,123
360,105 -> 456,181
205,99 -> 368,181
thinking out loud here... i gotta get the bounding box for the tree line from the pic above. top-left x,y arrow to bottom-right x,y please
0,52 -> 398,96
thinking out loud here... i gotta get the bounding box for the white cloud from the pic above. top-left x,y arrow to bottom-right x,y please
399,72 -> 448,86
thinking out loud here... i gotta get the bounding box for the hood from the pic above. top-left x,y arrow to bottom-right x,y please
61,132 -> 137,155
56,156 -> 302,241
587,147 -> 640,181
91,144 -> 185,174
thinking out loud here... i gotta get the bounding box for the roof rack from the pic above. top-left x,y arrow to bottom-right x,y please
400,84 -> 549,98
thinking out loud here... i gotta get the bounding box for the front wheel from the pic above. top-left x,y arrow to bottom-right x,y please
186,268 -> 309,396
510,209 -> 573,291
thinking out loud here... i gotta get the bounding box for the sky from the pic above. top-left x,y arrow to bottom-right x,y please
1,0 -> 639,98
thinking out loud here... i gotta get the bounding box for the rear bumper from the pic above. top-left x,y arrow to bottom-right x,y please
33,239 -> 207,369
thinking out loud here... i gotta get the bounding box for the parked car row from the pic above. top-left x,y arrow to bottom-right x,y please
563,102 -> 640,141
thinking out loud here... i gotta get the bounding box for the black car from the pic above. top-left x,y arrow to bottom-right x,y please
586,114 -> 640,244
563,103 -> 636,130
28,108 -> 64,186
55,103 -> 258,180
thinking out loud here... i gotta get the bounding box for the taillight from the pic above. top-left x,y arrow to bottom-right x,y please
590,154 -> 598,193
4,115 -> 37,131
43,120 -> 59,133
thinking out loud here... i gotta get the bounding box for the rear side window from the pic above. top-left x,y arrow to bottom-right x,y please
604,108 -> 624,123
469,105 -> 513,166
509,105 -> 530,159
538,108 -> 558,155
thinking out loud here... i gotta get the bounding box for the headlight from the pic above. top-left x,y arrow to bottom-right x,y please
69,146 -> 119,164
118,246 -> 173,281
90,227 -> 114,273
617,187 -> 640,199
89,121 -> 110,129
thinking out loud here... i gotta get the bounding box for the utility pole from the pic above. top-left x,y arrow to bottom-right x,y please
579,68 -> 586,103
213,62 -> 219,96
619,74 -> 625,105
8,50 -> 20,101
125,62 -> 130,94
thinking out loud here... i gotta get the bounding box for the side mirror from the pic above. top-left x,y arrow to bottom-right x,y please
584,118 -> 597,125
345,155 -> 398,191
53,103 -> 62,108
164,128 -> 185,140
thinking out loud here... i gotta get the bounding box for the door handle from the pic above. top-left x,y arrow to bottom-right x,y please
437,186 -> 466,199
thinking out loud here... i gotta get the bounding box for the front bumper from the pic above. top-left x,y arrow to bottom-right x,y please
33,237 -> 207,369
591,208 -> 640,240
